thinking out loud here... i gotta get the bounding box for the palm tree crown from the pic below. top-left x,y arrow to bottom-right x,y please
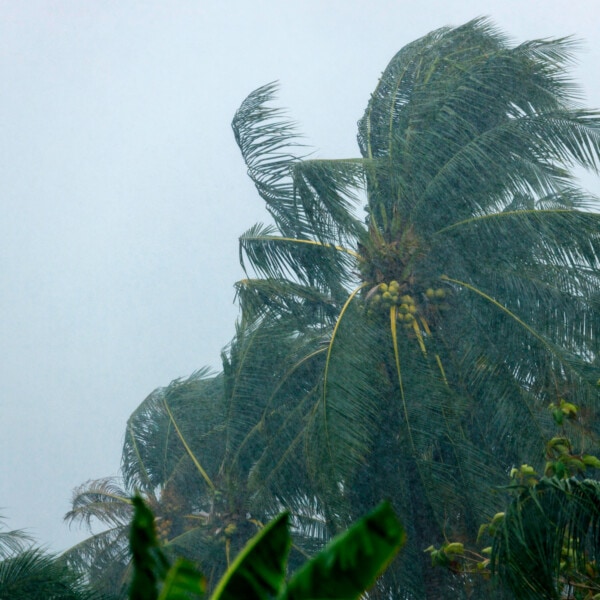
231,18 -> 600,598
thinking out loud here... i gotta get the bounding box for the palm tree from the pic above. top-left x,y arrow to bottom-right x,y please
0,515 -> 104,600
230,18 -> 600,597
65,328 -> 330,596
64,369 -> 225,597
63,477 -> 134,598
0,549 -> 109,600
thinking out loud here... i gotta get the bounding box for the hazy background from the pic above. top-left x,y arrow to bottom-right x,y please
2,0 -> 600,551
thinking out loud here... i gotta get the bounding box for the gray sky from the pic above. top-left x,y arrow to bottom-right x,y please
2,0 -> 600,552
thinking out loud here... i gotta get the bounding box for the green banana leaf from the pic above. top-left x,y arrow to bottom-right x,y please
128,497 -> 404,600
211,512 -> 291,600
158,558 -> 206,600
283,501 -> 405,600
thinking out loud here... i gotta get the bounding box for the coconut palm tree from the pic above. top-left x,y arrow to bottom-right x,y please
65,326 -> 330,596
0,548 -> 110,600
63,476 -> 133,599
63,369 -> 226,597
0,515 -> 104,600
230,18 -> 600,597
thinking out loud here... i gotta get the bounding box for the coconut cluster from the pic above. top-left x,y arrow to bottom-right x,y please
368,281 -> 414,326
155,516 -> 172,540
366,281 -> 448,327
425,287 -> 447,300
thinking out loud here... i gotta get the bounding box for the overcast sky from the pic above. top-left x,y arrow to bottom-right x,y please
2,0 -> 600,552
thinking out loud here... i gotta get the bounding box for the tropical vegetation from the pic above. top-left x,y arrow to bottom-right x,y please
126,494 -> 405,600
426,401 -> 600,599
62,17 -> 600,599
0,515 -> 103,600
63,337 -> 329,598
229,17 -> 600,597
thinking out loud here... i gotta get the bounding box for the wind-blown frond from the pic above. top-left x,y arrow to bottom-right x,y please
291,158 -> 367,245
234,277 -> 340,327
238,222 -> 357,298
64,478 -> 132,532
231,81 -> 306,237
62,525 -> 131,598
121,368 -> 224,495
233,83 -> 369,248
0,517 -> 32,560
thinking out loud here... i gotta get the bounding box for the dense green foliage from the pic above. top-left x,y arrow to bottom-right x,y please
425,403 -> 600,598
494,476 -> 600,599
64,18 -> 600,598
229,17 -> 600,597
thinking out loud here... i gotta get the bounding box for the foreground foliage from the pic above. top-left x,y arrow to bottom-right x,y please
128,495 -> 405,600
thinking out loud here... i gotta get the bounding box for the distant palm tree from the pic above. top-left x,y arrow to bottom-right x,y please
65,335 -> 329,596
64,369 -> 223,597
230,18 -> 600,597
63,477 -> 133,599
0,515 -> 102,600
0,548 -> 106,599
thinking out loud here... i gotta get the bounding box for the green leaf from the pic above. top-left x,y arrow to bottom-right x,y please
129,495 -> 170,600
282,501 -> 405,600
210,512 -> 291,600
158,558 -> 206,600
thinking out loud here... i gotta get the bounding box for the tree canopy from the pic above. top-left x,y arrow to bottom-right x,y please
66,18 -> 600,599
231,17 -> 600,597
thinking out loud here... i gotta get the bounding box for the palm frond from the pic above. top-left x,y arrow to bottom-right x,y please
0,517 -> 33,559
231,81 -> 306,237
0,548 -> 104,600
234,277 -> 340,327
122,368 -> 224,494
64,477 -> 132,531
291,158 -> 367,245
62,526 -> 131,598
238,222 -> 357,297
308,295 -> 385,488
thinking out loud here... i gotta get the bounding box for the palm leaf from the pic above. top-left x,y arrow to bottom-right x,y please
0,548 -> 103,600
0,517 -> 32,560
